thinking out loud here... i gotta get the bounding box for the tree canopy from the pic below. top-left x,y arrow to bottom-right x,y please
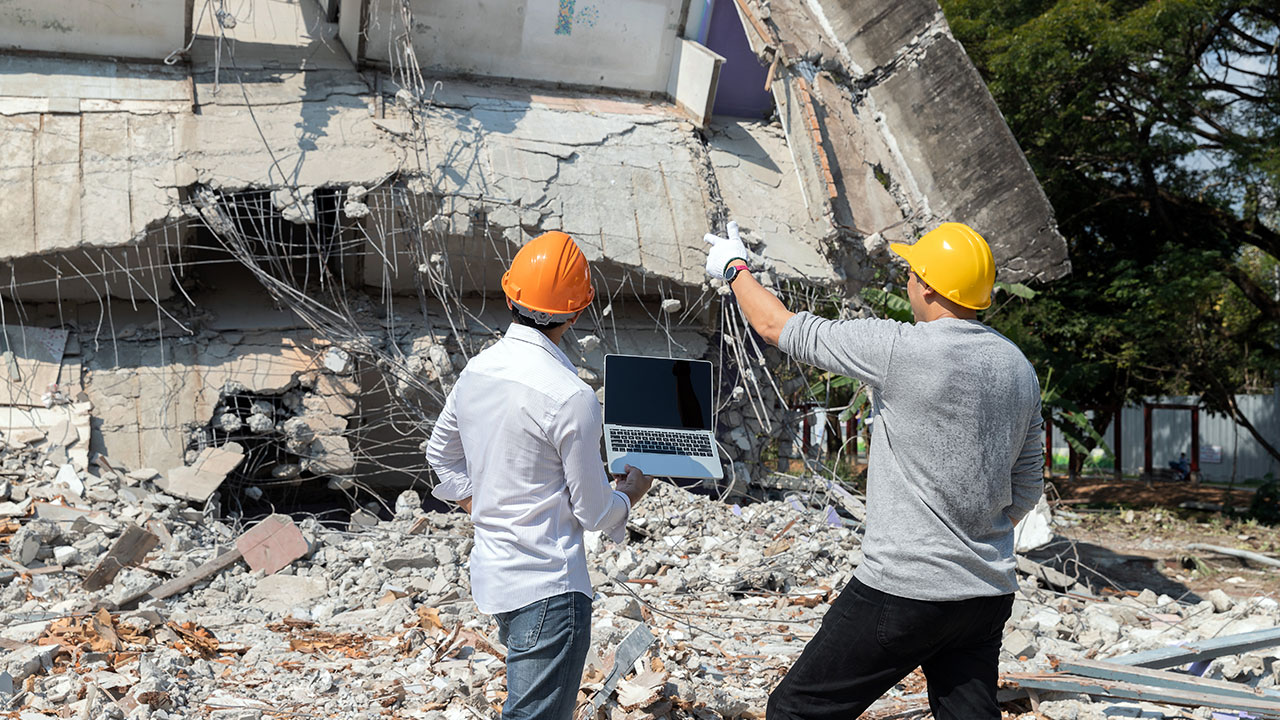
938,0 -> 1280,465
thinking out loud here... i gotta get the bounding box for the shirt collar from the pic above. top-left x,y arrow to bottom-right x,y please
504,323 -> 577,373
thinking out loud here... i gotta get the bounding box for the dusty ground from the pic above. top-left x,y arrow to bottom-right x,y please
1030,477 -> 1280,601
1054,476 -> 1257,509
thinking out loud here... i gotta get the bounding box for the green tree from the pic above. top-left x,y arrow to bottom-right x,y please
941,0 -> 1280,466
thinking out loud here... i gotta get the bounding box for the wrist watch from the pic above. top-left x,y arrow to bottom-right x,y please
724,260 -> 750,284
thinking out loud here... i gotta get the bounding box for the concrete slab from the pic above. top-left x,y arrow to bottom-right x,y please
32,114 -> 82,256
249,574 -> 328,615
158,442 -> 245,503
0,56 -> 191,103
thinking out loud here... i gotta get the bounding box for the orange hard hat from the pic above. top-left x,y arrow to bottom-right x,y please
501,231 -> 595,324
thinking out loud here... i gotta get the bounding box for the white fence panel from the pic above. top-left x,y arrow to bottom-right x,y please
1050,392 -> 1279,482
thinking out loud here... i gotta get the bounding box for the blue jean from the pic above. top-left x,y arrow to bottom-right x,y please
494,591 -> 593,720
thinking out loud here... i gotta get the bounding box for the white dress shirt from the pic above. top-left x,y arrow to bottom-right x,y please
425,323 -> 631,615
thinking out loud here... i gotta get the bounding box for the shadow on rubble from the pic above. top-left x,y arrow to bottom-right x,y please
1025,537 -> 1204,604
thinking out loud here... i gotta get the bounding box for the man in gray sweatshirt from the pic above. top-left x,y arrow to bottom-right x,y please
703,221 -> 1044,720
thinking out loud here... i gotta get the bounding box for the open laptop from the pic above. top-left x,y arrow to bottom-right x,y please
604,354 -> 723,480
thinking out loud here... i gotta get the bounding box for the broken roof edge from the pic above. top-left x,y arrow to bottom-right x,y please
733,0 -> 1072,284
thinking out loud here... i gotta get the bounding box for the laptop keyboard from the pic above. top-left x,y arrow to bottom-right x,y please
609,427 -> 715,457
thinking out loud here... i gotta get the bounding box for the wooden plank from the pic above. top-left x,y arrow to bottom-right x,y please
1106,628 -> 1280,669
82,523 -> 160,591
1187,543 -> 1280,569
146,547 -> 243,601
1016,556 -> 1078,590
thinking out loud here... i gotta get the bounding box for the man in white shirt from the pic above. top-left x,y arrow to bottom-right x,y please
426,231 -> 653,720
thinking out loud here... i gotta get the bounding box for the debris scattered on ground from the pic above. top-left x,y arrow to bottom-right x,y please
1,431 -> 1278,719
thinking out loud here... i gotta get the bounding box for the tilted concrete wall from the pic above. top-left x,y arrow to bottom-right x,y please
735,0 -> 1070,283
0,0 -> 191,61
361,0 -> 685,93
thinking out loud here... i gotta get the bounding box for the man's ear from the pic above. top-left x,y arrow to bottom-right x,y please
569,310 -> 585,325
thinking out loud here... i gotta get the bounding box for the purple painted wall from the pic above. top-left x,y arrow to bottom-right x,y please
704,0 -> 774,118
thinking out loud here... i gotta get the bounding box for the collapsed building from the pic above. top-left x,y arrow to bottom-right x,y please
0,0 -> 1067,507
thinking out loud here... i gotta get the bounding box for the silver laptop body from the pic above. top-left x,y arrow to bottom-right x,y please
603,354 -> 723,480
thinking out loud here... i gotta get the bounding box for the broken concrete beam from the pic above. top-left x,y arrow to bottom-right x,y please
234,514 -> 308,576
82,524 -> 160,591
1106,627 -> 1280,670
157,442 -> 245,503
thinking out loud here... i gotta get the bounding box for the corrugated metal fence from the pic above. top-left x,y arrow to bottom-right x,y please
1051,392 -> 1280,483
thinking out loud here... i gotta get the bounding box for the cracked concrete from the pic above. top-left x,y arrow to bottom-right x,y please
0,0 -> 1074,499
738,0 -> 1071,282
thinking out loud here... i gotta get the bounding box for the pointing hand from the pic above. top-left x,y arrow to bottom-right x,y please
703,221 -> 749,280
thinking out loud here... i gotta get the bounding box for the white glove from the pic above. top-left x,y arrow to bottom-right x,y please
703,221 -> 749,280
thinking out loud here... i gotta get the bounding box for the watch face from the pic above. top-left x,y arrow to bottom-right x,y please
725,265 -> 739,282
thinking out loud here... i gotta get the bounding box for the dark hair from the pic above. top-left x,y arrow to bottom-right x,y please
510,304 -> 568,331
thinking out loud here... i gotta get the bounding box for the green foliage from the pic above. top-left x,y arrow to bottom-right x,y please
860,286 -> 914,323
940,0 -> 1280,464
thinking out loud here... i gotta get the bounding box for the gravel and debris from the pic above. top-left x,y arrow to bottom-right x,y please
0,431 -> 1277,719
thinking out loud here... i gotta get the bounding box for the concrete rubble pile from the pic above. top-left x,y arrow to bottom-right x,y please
0,435 -> 1277,719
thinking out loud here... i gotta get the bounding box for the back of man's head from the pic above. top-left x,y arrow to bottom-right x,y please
502,231 -> 595,333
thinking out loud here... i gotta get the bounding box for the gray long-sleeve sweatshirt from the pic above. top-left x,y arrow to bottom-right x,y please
779,313 -> 1044,600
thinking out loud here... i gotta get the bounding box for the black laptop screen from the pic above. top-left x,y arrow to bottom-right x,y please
604,356 -> 713,431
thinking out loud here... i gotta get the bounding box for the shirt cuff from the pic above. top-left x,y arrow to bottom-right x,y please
605,489 -> 632,544
430,473 -> 472,502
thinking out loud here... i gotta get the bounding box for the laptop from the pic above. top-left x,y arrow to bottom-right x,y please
603,354 -> 723,480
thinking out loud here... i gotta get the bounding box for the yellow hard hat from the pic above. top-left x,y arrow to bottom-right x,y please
889,223 -> 995,310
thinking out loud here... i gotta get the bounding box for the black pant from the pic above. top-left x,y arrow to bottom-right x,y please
767,577 -> 1014,720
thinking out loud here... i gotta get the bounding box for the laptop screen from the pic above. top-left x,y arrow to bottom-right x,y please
604,355 -> 714,431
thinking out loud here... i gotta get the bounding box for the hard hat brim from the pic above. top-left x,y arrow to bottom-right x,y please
888,242 -> 913,265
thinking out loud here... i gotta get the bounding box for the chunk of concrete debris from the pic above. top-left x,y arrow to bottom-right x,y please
7,427 -> 45,447
126,468 -> 159,483
1,644 -> 61,684
394,490 -> 421,520
9,518 -> 61,566
1207,588 -> 1235,613
305,435 -> 355,474
157,442 -> 245,503
1003,629 -> 1038,659
1014,494 -> 1054,552
53,464 -> 84,498
250,574 -> 329,615
323,347 -> 350,373
234,514 -> 309,576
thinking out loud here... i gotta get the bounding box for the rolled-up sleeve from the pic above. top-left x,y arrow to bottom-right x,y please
426,390 -> 472,502
552,389 -> 631,543
777,312 -> 902,388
